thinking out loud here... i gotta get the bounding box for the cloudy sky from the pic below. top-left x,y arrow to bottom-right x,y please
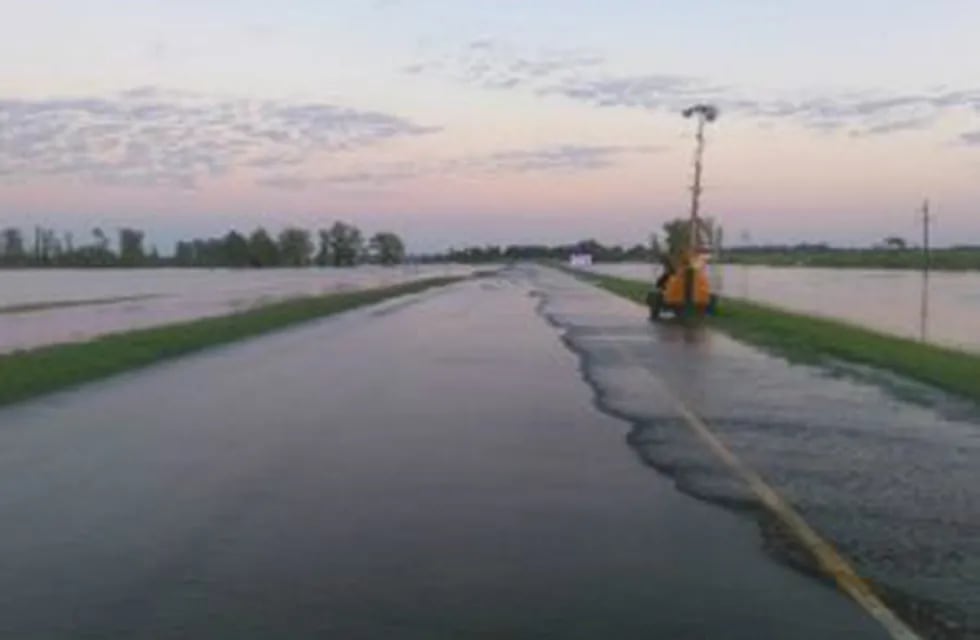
1,0 -> 978,251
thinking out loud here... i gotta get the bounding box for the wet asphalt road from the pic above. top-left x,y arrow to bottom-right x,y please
537,267 -> 980,638
0,265 -> 924,638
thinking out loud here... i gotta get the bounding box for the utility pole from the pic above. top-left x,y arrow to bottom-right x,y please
917,199 -> 932,343
920,199 -> 931,274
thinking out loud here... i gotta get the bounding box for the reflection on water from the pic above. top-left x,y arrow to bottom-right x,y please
588,263 -> 980,353
0,265 -> 475,353
919,272 -> 930,344
654,322 -> 714,348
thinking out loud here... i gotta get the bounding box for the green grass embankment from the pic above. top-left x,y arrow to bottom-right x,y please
723,247 -> 980,271
572,270 -> 980,404
0,276 -> 463,409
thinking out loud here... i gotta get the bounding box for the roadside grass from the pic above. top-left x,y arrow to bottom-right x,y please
570,269 -> 980,405
723,247 -> 980,271
0,276 -> 462,408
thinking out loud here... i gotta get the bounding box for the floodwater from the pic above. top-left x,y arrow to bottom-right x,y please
587,263 -> 980,353
0,268 -> 887,638
0,265 -> 473,353
534,266 -> 980,637
0,264 -> 976,637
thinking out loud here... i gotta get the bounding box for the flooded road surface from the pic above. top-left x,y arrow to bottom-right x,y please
0,265 -> 473,354
588,262 -> 980,353
0,266 -> 888,638
536,266 -> 980,638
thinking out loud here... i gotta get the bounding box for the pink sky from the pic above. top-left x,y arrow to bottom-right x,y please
2,1 -> 978,251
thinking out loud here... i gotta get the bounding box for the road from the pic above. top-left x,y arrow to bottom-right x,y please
538,267 -> 978,638
0,265 -> 962,638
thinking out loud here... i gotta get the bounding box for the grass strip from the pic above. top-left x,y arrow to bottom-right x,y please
569,268 -> 980,404
0,294 -> 163,315
0,276 -> 462,408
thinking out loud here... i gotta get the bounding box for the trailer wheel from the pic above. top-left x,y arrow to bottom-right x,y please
646,290 -> 663,322
707,294 -> 718,315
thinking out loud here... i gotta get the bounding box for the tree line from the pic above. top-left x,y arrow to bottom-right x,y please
422,240 -> 657,264
422,218 -> 722,264
0,223 -> 406,268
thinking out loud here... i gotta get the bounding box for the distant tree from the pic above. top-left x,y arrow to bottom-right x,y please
28,227 -> 61,264
325,221 -> 363,267
221,231 -> 251,267
80,227 -> 115,266
650,233 -> 662,259
174,241 -> 195,266
248,228 -> 280,267
883,236 -> 907,250
118,228 -> 145,266
1,227 -> 26,264
661,216 -> 719,258
277,227 -> 314,267
315,229 -> 332,266
574,238 -> 604,258
43,229 -> 61,263
92,227 -> 110,252
369,232 -> 406,265
625,243 -> 650,261
662,219 -> 690,257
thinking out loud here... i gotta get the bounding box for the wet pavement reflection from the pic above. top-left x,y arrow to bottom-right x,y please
535,266 -> 980,637
0,266 -> 888,638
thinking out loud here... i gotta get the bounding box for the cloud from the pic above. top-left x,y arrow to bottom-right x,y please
321,166 -> 420,185
147,40 -> 168,61
850,117 -> 933,137
549,74 -> 980,135
254,175 -> 312,190
406,38 -> 604,91
468,39 -> 496,51
543,74 -> 726,110
465,144 -> 662,173
961,130 -> 980,146
257,143 -> 662,190
0,88 -> 438,189
408,41 -> 980,137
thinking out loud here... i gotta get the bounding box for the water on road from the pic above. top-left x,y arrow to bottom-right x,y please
536,266 -> 980,637
587,263 -> 980,353
0,266 -> 894,639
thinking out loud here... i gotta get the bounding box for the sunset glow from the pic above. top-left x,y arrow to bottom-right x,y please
2,0 -> 978,251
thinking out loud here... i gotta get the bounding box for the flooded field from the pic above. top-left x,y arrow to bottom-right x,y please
587,263 -> 980,353
0,265 -> 473,353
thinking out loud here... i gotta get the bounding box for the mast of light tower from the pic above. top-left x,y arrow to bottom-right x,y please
682,104 -> 719,253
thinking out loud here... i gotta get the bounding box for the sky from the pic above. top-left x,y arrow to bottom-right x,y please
1,0 -> 978,252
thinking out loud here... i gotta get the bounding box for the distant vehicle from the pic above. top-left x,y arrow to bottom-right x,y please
569,253 -> 593,267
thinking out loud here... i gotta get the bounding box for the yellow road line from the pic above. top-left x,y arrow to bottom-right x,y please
607,342 -> 921,640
